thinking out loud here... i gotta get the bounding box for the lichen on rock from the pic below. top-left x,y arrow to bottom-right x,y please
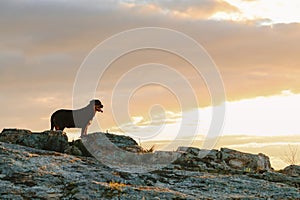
0,128 -> 299,199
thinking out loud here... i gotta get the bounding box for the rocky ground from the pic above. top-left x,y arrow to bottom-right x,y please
0,129 -> 299,199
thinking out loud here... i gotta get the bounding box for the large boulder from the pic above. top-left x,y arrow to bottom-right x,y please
220,148 -> 272,172
0,129 -> 69,153
280,165 -> 300,177
175,146 -> 272,173
83,132 -> 143,153
0,129 -> 143,157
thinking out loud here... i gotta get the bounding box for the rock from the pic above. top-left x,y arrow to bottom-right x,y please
0,129 -> 273,174
177,146 -> 219,160
67,139 -> 92,157
174,147 -> 271,173
65,145 -> 82,156
0,129 -> 69,153
281,165 -> 300,177
220,148 -> 271,172
0,129 -> 300,199
249,171 -> 300,188
228,159 -> 244,169
1,140 -> 299,199
0,142 -> 191,199
257,153 -> 272,172
89,132 -> 144,153
0,129 -> 143,157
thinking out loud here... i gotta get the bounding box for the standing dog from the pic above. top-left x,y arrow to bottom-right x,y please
50,99 -> 103,137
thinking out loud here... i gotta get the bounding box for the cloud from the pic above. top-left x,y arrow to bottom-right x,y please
122,0 -> 240,19
226,142 -> 300,149
0,0 -> 300,133
221,0 -> 300,24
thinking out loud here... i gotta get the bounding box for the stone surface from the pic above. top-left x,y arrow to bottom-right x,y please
83,132 -> 144,154
220,148 -> 272,172
0,129 -> 143,157
281,165 -> 300,177
0,129 -> 69,153
0,129 -> 299,199
174,146 -> 271,173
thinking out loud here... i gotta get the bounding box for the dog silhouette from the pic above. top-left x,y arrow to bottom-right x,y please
50,99 -> 103,137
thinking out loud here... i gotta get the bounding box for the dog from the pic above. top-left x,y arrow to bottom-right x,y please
50,99 -> 103,137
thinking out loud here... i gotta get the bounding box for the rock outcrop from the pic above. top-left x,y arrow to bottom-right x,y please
0,129 -> 143,157
175,147 -> 271,173
281,165 -> 300,177
0,129 -> 299,199
0,129 -> 69,153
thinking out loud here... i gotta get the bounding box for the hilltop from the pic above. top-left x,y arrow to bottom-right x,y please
0,129 -> 299,199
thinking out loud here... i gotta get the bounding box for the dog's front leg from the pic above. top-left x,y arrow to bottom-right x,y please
80,121 -> 92,137
80,127 -> 87,137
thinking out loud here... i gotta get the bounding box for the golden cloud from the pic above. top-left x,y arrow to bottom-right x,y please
122,0 -> 240,19
0,0 -> 300,132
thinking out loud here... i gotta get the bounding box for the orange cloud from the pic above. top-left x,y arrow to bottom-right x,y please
0,0 -> 300,133
122,0 -> 240,19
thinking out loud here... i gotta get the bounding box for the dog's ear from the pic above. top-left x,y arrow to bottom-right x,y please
90,99 -> 101,105
90,100 -> 96,105
96,100 -> 101,105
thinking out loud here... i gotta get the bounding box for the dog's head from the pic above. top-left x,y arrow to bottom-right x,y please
90,99 -> 104,113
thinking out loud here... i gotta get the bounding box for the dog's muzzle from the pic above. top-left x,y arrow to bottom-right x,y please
96,105 -> 103,112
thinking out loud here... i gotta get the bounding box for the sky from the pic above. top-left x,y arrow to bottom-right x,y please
1,0 -> 300,168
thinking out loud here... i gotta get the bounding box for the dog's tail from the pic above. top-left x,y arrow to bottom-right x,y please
50,115 -> 55,130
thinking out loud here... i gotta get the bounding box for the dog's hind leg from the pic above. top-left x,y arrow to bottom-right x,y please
50,116 -> 55,130
80,128 -> 84,137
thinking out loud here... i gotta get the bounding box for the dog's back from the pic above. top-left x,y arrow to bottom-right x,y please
51,109 -> 75,131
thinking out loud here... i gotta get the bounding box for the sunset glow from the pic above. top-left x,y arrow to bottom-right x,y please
1,0 -> 300,169
221,0 -> 300,24
100,90 -> 300,140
